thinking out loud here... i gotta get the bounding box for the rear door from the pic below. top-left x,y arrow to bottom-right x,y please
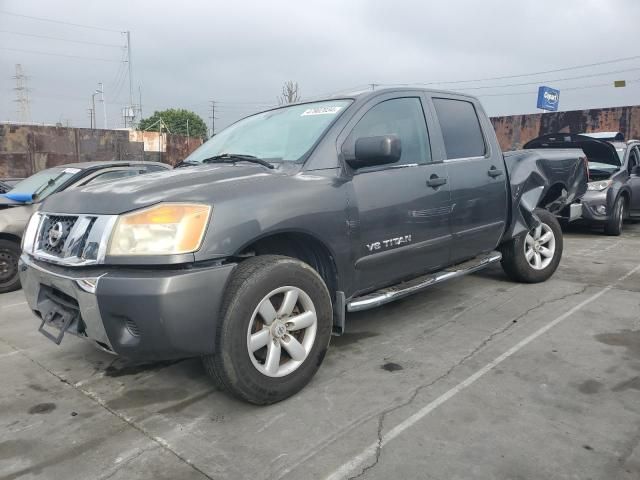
341,95 -> 452,292
429,95 -> 509,263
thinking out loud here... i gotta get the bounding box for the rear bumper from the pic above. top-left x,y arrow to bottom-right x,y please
19,254 -> 236,361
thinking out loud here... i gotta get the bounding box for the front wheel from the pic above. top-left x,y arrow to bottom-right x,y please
202,255 -> 332,404
604,196 -> 626,236
0,239 -> 21,294
500,208 -> 563,283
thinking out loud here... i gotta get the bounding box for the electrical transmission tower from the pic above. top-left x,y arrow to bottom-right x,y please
13,64 -> 31,123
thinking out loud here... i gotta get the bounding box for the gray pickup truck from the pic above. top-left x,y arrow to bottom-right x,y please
18,89 -> 587,404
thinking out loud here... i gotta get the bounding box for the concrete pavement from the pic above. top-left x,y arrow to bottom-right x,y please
1,222 -> 639,480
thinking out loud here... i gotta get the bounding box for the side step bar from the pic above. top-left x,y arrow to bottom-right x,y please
346,251 -> 502,312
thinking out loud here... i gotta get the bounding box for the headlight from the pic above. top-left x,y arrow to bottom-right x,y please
22,212 -> 42,254
587,180 -> 612,191
108,203 -> 212,256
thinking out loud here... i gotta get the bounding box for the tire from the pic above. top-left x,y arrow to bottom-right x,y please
202,255 -> 332,404
604,196 -> 625,236
500,209 -> 563,283
0,239 -> 21,294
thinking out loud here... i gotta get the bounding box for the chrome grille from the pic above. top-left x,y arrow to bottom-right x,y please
30,212 -> 118,266
38,215 -> 79,255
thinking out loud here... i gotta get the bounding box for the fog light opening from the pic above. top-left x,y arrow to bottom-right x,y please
595,205 -> 607,215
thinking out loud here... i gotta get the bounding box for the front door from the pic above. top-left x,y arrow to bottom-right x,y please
430,96 -> 509,263
343,96 -> 452,293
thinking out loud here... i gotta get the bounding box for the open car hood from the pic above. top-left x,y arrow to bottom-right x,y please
523,133 -> 621,167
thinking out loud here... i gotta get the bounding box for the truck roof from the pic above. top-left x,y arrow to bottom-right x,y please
300,87 -> 480,104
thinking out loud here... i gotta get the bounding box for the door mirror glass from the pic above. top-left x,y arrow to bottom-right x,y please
346,135 -> 402,169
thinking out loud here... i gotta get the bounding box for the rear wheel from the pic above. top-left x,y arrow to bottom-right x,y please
0,239 -> 21,294
500,209 -> 563,283
202,255 -> 332,404
604,196 -> 625,236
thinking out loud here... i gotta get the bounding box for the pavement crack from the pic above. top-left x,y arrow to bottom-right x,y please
0,337 -> 214,480
97,445 -> 159,480
347,284 -> 590,479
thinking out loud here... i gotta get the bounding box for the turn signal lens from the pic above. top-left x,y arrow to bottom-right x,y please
108,203 -> 212,256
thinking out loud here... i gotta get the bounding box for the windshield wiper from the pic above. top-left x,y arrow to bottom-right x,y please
201,153 -> 274,169
31,175 -> 61,201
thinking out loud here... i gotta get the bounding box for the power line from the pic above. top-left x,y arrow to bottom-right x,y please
0,10 -> 122,33
0,30 -> 123,48
452,67 -> 640,91
398,55 -> 640,86
379,66 -> 640,92
475,78 -> 640,98
0,47 -> 122,62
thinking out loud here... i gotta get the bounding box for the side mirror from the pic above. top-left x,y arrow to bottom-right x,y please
346,135 -> 402,169
632,165 -> 640,176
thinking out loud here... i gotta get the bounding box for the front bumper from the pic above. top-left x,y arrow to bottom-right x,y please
578,190 -> 611,223
19,254 -> 236,360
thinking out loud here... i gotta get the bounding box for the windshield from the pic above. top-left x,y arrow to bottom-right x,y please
8,167 -> 79,201
184,100 -> 352,163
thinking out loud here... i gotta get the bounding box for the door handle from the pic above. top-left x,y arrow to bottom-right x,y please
488,167 -> 504,178
427,175 -> 447,188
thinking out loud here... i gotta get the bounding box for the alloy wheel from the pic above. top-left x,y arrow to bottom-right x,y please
524,222 -> 556,270
246,286 -> 317,377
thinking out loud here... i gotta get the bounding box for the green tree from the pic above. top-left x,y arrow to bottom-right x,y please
138,109 -> 208,139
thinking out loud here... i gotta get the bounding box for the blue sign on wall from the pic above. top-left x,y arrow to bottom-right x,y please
537,86 -> 560,111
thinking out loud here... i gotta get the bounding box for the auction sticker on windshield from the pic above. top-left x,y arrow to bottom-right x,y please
63,168 -> 81,174
301,106 -> 343,116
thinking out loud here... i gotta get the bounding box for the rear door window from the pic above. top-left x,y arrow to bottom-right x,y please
433,98 -> 486,159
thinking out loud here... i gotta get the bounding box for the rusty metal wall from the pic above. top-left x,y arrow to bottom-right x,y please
0,124 -> 203,178
491,105 -> 640,151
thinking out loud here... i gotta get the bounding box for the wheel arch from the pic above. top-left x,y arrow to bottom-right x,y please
0,232 -> 21,245
537,182 -> 567,211
235,230 -> 340,299
618,187 -> 631,204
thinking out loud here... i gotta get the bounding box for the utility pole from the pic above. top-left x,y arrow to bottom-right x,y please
97,82 -> 107,129
91,90 -> 100,129
13,64 -> 31,123
88,108 -> 94,129
369,83 -> 378,91
138,84 -> 143,119
209,100 -> 216,137
125,30 -> 136,126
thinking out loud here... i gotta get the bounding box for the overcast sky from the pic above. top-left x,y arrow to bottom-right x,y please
2,0 -> 639,132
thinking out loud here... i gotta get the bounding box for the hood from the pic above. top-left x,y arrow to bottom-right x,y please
523,133 -> 621,167
40,163 -> 293,215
